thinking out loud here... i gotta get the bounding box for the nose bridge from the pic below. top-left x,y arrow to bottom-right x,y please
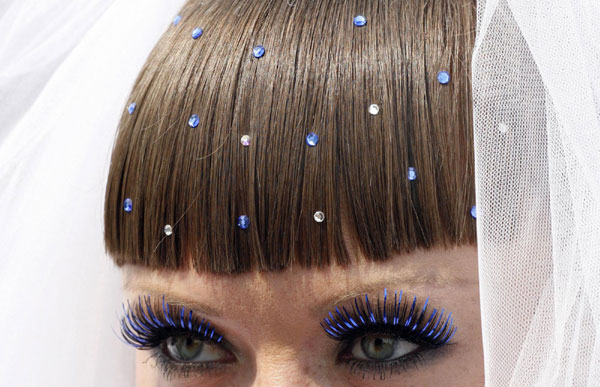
251,344 -> 321,387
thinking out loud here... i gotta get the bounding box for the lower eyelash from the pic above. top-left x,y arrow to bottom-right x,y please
344,350 -> 426,380
343,341 -> 456,380
145,348 -> 230,382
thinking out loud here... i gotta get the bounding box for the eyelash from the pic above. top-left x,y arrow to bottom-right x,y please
320,288 -> 457,379
119,291 -> 455,382
118,295 -> 228,381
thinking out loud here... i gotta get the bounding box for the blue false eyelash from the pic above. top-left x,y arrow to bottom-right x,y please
320,288 -> 456,348
119,294 -> 223,349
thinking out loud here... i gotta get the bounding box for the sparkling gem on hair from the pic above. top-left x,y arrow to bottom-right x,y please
237,215 -> 250,229
368,104 -> 380,115
188,114 -> 200,128
123,198 -> 133,213
252,45 -> 265,58
313,211 -> 325,223
353,15 -> 367,27
408,167 -> 417,181
437,70 -> 450,85
241,135 -> 251,146
305,132 -> 319,147
192,27 -> 204,39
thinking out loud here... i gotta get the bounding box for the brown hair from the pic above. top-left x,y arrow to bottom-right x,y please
104,0 -> 477,274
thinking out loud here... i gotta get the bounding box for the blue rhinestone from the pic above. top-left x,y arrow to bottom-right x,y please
437,70 -> 450,85
188,114 -> 200,128
192,27 -> 204,39
353,15 -> 367,27
408,167 -> 417,181
127,102 -> 136,115
305,132 -> 319,147
252,45 -> 265,58
173,15 -> 182,26
470,205 -> 477,219
237,215 -> 250,230
123,198 -> 133,213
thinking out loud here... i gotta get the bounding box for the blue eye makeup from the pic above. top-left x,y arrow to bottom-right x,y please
320,288 -> 457,379
118,295 -> 235,381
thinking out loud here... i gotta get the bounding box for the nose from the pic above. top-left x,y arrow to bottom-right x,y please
251,346 -> 326,387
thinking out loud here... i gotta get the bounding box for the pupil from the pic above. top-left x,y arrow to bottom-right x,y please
373,338 -> 384,350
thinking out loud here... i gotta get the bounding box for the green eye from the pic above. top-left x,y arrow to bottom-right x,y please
164,336 -> 226,362
360,336 -> 395,360
351,335 -> 420,361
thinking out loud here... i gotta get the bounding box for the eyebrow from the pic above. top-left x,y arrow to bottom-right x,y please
124,265 -> 469,318
126,287 -> 223,318
310,272 -> 469,315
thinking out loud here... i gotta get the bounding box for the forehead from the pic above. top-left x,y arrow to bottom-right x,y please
122,245 -> 476,315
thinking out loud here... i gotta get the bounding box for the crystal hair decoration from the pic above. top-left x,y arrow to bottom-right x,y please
192,27 -> 204,39
368,104 -> 380,115
188,114 -> 200,128
408,167 -> 417,181
146,13 -> 459,239
353,15 -> 367,27
313,211 -> 325,223
470,205 -> 477,219
437,70 -> 450,85
237,215 -> 250,230
123,198 -> 133,213
252,45 -> 265,58
241,135 -> 251,146
305,132 -> 319,147
127,102 -> 136,115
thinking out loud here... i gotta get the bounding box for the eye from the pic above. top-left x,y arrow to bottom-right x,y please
162,335 -> 231,363
350,334 -> 420,361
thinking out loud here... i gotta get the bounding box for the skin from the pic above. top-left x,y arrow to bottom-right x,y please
121,240 -> 483,387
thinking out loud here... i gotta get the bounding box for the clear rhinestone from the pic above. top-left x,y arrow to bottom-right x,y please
408,167 -> 417,181
470,205 -> 477,219
353,15 -> 367,27
173,15 -> 182,26
241,135 -> 251,146
368,104 -> 379,115
127,102 -> 136,115
164,224 -> 173,236
313,211 -> 325,223
123,198 -> 133,213
305,132 -> 319,147
437,71 -> 450,85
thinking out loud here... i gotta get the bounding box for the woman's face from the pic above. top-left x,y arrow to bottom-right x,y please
122,243 -> 483,386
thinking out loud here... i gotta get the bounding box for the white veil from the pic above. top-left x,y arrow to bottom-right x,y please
472,0 -> 600,385
0,0 -> 598,385
0,0 -> 186,385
